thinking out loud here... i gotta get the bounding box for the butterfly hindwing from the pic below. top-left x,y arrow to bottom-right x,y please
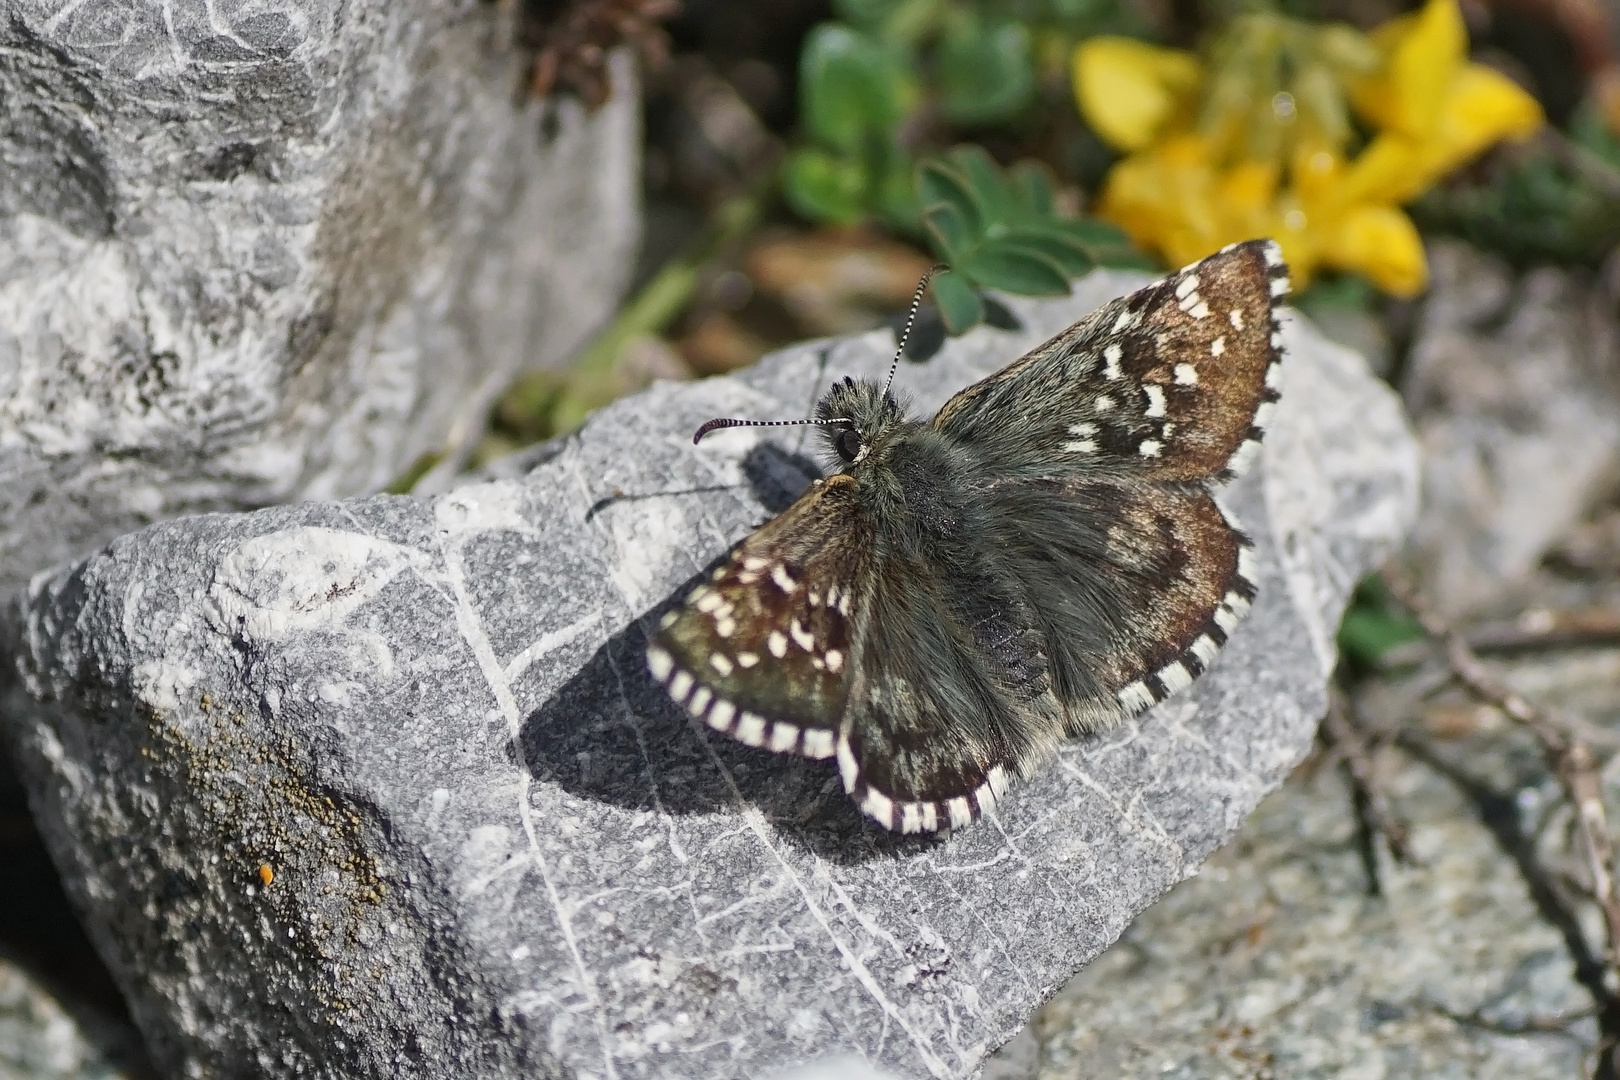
835,513 -> 1065,834
933,239 -> 1288,483
979,476 -> 1257,729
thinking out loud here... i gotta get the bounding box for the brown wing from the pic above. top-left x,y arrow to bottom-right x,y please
647,474 -> 868,760
933,239 -> 1288,483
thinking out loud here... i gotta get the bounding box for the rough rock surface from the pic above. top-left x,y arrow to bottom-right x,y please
0,1 -> 639,595
1403,241 -> 1620,617
0,957 -> 148,1080
999,644 -> 1620,1080
2,271 -> 1418,1080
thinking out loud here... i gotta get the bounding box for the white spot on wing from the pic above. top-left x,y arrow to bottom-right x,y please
1174,363 -> 1198,385
1253,399 -> 1277,432
1143,384 -> 1166,418
1210,336 -> 1225,357
707,699 -> 736,731
769,722 -> 800,752
647,647 -> 673,682
1118,680 -> 1157,712
1175,273 -> 1200,299
837,737 -> 859,790
947,797 -> 973,829
687,686 -> 713,717
1103,343 -> 1123,380
1192,634 -> 1221,666
1064,440 -> 1097,453
825,649 -> 844,673
770,564 -> 797,593
669,670 -> 694,703
804,729 -> 836,758
708,698 -> 740,734
708,654 -> 733,676
1139,439 -> 1162,458
768,631 -> 788,658
862,788 -> 896,830
1237,545 -> 1259,586
1157,660 -> 1193,696
1187,301 -> 1210,319
1094,395 -> 1115,412
789,619 -> 814,651
1229,309 -> 1245,330
736,712 -> 767,746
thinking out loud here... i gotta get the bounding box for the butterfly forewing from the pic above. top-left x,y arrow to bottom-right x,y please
649,475 -> 867,759
934,240 -> 1288,483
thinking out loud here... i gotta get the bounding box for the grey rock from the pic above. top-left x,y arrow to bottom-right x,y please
0,2 -> 640,595
1403,241 -> 1620,617
2,270 -> 1418,1079
1008,643 -> 1620,1080
0,957 -> 148,1080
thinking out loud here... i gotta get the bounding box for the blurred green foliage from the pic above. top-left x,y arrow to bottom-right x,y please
784,0 -> 1154,337
1414,104 -> 1620,267
1337,576 -> 1426,670
916,146 -> 1150,332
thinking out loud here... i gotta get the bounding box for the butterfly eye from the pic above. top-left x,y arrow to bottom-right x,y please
835,427 -> 864,463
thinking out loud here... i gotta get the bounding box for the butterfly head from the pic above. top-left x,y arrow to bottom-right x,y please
815,376 -> 906,469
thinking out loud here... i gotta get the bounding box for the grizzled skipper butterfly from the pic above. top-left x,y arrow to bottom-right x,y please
647,240 -> 1290,833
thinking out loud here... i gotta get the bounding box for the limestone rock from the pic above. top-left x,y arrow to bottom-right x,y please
1403,241 -> 1620,617
3,271 -> 1418,1079
0,0 -> 640,595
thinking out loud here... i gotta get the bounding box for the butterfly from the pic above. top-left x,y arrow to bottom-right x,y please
646,239 -> 1290,833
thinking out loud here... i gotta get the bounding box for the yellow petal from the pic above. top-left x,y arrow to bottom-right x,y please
1338,131 -> 1431,205
1321,204 -> 1429,296
1428,63 -> 1545,166
1349,0 -> 1467,136
1073,37 -> 1202,152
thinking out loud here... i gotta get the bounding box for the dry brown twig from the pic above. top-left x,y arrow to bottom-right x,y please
1322,685 -> 1418,865
1382,566 -> 1620,986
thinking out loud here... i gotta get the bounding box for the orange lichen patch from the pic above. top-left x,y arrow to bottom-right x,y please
259,863 -> 275,887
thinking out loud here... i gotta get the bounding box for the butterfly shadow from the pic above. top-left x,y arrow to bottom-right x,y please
512,447 -> 945,864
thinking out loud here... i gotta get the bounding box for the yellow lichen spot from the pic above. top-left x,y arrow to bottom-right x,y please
259,863 -> 275,886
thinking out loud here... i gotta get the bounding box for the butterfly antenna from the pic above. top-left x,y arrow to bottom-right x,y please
691,415 -> 853,445
882,263 -> 952,400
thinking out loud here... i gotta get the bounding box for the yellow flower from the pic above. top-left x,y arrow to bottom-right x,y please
1074,0 -> 1544,296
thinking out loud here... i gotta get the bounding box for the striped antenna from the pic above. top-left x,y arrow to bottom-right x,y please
883,264 -> 950,399
692,415 -> 852,445
690,264 -> 950,445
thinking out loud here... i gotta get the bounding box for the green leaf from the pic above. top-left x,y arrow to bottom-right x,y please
916,160 -> 981,234
1051,216 -> 1133,250
922,203 -> 972,258
938,18 -> 1036,126
876,149 -> 923,233
1008,161 -> 1056,216
948,144 -> 1013,222
1335,577 -> 1425,668
996,229 -> 1094,277
961,243 -> 1071,296
783,148 -> 870,225
930,269 -> 984,334
799,24 -> 908,154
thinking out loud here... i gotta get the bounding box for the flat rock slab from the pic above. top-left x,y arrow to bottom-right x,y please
3,270 -> 1419,1080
